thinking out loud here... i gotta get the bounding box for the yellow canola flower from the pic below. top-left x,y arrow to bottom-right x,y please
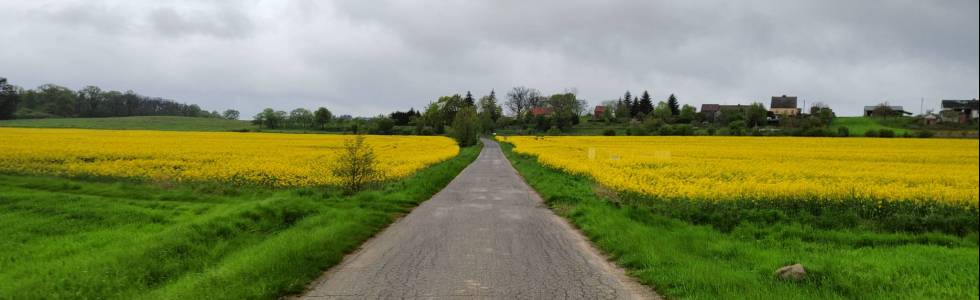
502,136 -> 979,208
0,128 -> 459,187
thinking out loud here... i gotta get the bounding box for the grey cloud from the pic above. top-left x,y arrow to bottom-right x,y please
0,0 -> 976,117
148,5 -> 254,39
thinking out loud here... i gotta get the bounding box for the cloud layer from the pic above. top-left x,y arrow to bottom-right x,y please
1,0 -> 977,117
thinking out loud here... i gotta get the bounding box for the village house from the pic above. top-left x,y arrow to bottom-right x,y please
940,99 -> 979,123
769,95 -> 800,117
700,104 -> 721,122
593,105 -> 606,120
530,107 -> 553,117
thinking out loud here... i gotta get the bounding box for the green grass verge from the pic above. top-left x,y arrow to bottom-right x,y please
0,116 -> 256,132
0,144 -> 480,300
830,117 -> 912,136
499,142 -> 978,299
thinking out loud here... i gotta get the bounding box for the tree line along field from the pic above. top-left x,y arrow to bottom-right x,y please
0,128 -> 478,299
0,116 -> 256,132
499,136 -> 979,299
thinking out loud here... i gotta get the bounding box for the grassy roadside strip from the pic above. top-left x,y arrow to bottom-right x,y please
0,143 -> 481,300
499,141 -> 979,299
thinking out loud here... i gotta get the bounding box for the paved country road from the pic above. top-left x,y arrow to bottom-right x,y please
299,138 -> 658,299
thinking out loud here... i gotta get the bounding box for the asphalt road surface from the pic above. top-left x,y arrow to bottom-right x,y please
299,138 -> 657,299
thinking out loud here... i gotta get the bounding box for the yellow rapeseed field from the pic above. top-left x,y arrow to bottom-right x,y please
0,128 -> 458,187
502,136 -> 979,208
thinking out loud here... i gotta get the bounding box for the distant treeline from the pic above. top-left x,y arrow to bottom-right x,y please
0,77 -> 236,120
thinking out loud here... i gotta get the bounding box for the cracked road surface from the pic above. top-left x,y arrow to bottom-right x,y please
299,138 -> 657,299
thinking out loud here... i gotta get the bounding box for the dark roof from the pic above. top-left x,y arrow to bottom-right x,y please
770,95 -> 798,108
942,99 -> 979,109
863,106 -> 903,111
719,104 -> 749,111
701,104 -> 720,112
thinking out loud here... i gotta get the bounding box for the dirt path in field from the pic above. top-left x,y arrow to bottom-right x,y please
298,138 -> 658,299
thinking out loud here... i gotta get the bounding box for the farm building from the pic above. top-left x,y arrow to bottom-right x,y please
700,104 -> 750,122
593,106 -> 606,120
700,104 -> 721,122
863,105 -> 910,117
941,99 -> 979,123
770,95 -> 801,117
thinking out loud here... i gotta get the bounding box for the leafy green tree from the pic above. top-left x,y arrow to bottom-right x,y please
667,94 -> 680,116
253,108 -> 284,129
602,103 -> 615,122
372,117 -> 396,134
638,91 -> 654,115
0,78 -> 19,120
678,104 -> 696,123
222,109 -> 240,120
653,101 -> 672,121
728,120 -> 747,135
614,99 -> 629,122
289,108 -> 314,128
438,94 -> 465,127
477,90 -> 502,122
809,103 -> 835,126
477,91 -> 503,133
451,106 -> 480,146
422,102 -> 444,134
744,103 -> 768,127
547,92 -> 582,131
314,107 -> 333,129
35,84 -> 76,117
76,86 -> 104,117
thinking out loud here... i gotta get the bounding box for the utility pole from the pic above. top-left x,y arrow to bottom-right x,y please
920,98 -> 924,115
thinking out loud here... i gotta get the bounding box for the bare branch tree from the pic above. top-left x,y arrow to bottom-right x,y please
505,86 -> 540,118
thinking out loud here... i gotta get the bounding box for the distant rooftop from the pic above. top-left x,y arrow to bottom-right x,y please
942,99 -> 979,110
770,95 -> 798,109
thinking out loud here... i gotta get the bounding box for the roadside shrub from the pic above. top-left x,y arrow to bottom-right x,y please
546,126 -> 562,136
642,118 -> 663,134
837,126 -> 850,137
602,129 -> 616,136
371,117 -> 396,135
627,125 -> 648,136
864,130 -> 879,137
332,135 -> 380,194
902,131 -> 912,138
728,120 -> 747,136
916,130 -> 934,138
878,129 -> 895,138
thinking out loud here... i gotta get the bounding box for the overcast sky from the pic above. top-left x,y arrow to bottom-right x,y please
1,0 -> 977,117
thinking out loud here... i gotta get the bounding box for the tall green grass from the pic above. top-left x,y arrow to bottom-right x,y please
500,142 -> 979,299
830,117 -> 911,136
0,144 -> 480,299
